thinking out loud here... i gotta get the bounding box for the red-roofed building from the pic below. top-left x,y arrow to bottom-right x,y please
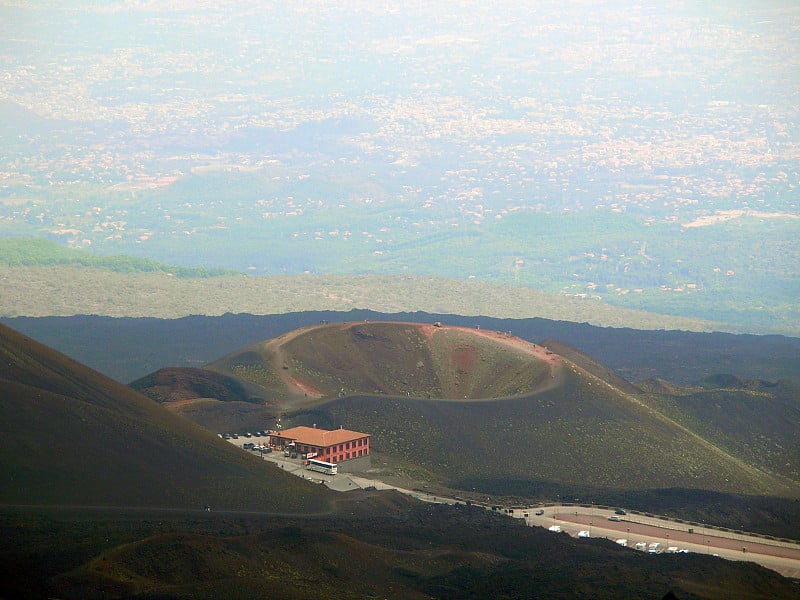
270,426 -> 370,465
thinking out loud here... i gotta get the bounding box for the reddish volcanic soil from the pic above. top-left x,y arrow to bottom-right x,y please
289,376 -> 325,397
451,344 -> 478,373
262,326 -> 326,398
418,323 -> 563,379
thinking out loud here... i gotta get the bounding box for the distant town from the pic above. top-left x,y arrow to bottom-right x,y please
1,1 -> 797,330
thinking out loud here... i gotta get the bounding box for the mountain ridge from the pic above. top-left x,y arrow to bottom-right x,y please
6,311 -> 798,386
0,321 -> 332,512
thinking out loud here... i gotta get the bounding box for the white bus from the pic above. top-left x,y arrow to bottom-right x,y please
306,458 -> 338,475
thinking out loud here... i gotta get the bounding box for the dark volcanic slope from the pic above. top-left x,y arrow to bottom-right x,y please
0,323 -> 331,512
4,497 -> 799,600
639,376 -> 800,484
298,369 -> 795,497
199,321 -> 795,497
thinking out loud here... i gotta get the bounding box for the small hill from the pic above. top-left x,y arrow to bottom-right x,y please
0,322 -> 332,512
208,321 -> 560,405
145,321 -> 796,497
131,367 -> 253,403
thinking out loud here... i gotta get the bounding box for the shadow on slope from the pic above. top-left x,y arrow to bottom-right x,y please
287,362 -> 793,498
4,498 -> 797,600
0,323 -> 331,513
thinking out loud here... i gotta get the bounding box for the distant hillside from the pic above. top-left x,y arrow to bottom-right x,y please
0,264 -> 738,332
0,237 -> 232,277
0,322 -> 332,512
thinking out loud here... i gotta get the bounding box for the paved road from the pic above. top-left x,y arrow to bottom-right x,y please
525,507 -> 800,579
229,439 -> 800,579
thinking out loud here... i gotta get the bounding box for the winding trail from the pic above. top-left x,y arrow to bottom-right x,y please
261,324 -> 326,401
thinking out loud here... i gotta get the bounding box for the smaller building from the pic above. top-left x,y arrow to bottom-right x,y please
269,426 -> 370,465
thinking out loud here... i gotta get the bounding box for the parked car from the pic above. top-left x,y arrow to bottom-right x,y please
614,509 -> 626,515
535,509 -> 545,516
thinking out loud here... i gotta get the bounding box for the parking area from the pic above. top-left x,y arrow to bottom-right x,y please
223,434 -> 353,485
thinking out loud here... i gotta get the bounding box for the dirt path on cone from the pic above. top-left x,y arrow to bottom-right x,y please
261,325 -> 326,400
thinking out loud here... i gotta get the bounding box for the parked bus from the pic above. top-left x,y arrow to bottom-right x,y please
306,458 -> 338,475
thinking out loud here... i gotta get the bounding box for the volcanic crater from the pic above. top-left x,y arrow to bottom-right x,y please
210,321 -> 563,404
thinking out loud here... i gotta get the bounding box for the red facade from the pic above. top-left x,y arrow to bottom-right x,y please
269,426 -> 370,464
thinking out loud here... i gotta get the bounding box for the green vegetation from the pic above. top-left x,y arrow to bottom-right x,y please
0,237 -> 233,278
1,204 -> 798,333
0,264 -> 742,334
